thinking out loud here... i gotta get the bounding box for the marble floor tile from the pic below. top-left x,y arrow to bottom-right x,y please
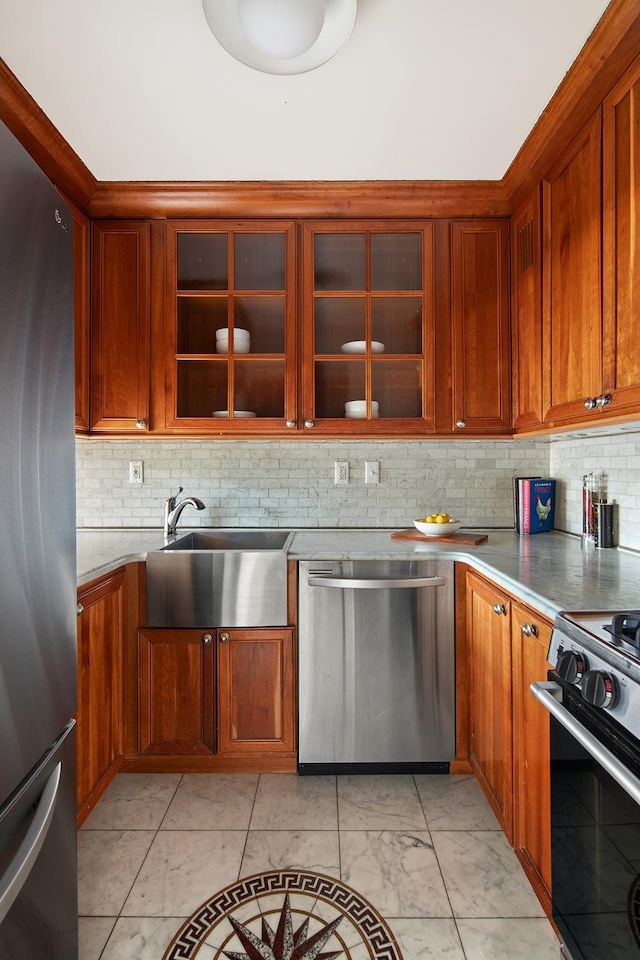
240,829 -> 340,878
415,774 -> 501,831
122,830 -> 246,917
77,830 -> 155,916
81,773 -> 182,831
387,917 -> 465,958
340,830 -> 452,918
78,917 -> 116,960
456,917 -> 560,959
100,917 -> 185,960
431,831 -> 545,918
250,773 -> 338,830
161,772 -> 259,830
337,775 -> 428,831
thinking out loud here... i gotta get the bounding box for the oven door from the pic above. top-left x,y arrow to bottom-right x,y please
532,677 -> 640,959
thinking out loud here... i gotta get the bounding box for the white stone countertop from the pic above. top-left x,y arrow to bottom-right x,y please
77,526 -> 640,620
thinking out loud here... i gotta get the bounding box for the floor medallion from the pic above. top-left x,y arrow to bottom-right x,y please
163,870 -> 403,959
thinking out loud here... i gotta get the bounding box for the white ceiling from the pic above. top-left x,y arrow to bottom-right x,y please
0,0 -> 611,183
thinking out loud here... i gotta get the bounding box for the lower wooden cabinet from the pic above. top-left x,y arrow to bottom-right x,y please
76,569 -> 126,822
138,627 -> 295,762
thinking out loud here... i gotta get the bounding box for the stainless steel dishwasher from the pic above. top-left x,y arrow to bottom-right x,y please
298,559 -> 455,774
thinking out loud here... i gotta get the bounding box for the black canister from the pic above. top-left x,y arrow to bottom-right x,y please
594,501 -> 615,548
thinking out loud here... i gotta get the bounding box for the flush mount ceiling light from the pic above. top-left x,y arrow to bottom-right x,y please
202,0 -> 357,75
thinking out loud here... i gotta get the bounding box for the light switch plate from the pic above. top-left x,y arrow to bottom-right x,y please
365,461 -> 379,484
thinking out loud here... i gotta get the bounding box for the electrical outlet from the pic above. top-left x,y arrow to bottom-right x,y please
365,460 -> 379,484
129,460 -> 144,484
334,461 -> 349,485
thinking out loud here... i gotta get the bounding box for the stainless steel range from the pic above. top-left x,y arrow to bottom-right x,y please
532,610 -> 640,960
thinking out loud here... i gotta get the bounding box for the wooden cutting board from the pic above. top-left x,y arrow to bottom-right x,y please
391,528 -> 488,545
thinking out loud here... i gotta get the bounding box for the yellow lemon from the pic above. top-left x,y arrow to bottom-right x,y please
435,513 -> 450,524
426,514 -> 437,523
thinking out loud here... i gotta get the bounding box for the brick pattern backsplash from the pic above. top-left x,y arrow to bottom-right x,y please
75,431 -> 640,551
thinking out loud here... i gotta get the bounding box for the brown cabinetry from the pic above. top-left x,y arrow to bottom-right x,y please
76,569 -> 125,823
137,626 -> 295,762
451,220 -> 511,434
91,220 -> 150,431
511,191 -> 543,430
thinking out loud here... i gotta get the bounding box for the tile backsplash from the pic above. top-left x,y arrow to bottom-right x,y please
76,430 -> 640,551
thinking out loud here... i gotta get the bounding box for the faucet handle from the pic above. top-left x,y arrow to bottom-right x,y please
166,486 -> 183,507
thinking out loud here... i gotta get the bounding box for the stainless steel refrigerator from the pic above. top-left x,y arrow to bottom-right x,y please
0,120 -> 78,957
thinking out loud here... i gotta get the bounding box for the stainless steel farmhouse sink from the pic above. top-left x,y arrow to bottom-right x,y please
146,530 -> 294,628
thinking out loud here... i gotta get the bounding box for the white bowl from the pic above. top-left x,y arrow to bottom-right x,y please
211,410 -> 256,418
345,400 -> 379,419
340,340 -> 385,354
216,338 -> 250,354
413,519 -> 462,537
216,327 -> 250,340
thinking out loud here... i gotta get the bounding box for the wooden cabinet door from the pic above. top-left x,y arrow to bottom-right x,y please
512,602 -> 552,914
77,570 -> 125,813
602,55 -> 640,418
218,628 -> 295,755
451,220 -> 511,434
511,190 -> 543,430
70,202 -> 90,433
467,571 -> 513,838
91,221 -> 150,432
542,111 -> 602,424
138,629 -> 215,756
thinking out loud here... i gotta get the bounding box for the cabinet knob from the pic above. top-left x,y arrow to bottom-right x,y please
285,419 -> 296,428
521,622 -> 538,637
304,419 -> 315,428
455,419 -> 466,428
584,397 -> 597,410
492,603 -> 507,616
219,632 -> 229,643
135,418 -> 147,429
202,633 -> 213,644
76,603 -> 84,616
595,394 -> 611,408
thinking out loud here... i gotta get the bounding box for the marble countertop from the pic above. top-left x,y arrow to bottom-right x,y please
77,526 -> 640,619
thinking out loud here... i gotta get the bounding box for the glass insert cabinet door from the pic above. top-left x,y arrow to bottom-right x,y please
165,221 -> 297,431
302,221 -> 435,432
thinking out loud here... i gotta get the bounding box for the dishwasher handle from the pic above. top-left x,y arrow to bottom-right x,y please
308,575 -> 446,590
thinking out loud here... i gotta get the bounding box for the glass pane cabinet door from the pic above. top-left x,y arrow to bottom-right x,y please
166,222 -> 296,432
302,221 -> 435,433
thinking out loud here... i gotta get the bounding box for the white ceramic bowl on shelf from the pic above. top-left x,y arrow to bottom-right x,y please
211,410 -> 257,418
216,338 -> 250,354
340,340 -> 385,354
215,327 -> 250,340
413,519 -> 462,537
345,400 -> 379,419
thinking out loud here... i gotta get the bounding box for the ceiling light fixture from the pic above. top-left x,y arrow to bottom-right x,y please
202,0 -> 357,75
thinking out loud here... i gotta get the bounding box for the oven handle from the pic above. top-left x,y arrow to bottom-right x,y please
308,575 -> 445,590
531,680 -> 640,807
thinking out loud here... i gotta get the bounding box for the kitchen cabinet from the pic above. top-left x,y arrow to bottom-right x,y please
451,220 -> 511,434
511,190 -> 543,430
542,111 -> 603,425
301,220 -> 436,435
90,220 -> 150,432
71,202 -> 90,433
466,570 -> 513,837
511,601 -> 553,914
76,569 -> 125,823
162,221 -> 297,434
602,54 -> 640,418
137,626 -> 295,762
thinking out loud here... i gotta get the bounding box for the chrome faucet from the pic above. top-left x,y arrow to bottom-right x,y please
163,487 -> 206,538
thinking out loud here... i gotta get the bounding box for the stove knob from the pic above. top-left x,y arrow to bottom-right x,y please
582,670 -> 618,709
556,650 -> 589,685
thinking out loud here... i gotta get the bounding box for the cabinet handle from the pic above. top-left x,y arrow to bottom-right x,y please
76,603 -> 84,616
304,419 -> 314,428
521,622 -> 539,637
584,397 -> 597,410
135,418 -> 147,429
455,419 -> 466,428
202,633 -> 213,644
492,603 -> 507,616
595,394 -> 611,408
219,632 -> 229,643
285,419 -> 296,428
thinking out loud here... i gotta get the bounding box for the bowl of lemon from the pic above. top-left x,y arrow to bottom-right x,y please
414,514 -> 462,537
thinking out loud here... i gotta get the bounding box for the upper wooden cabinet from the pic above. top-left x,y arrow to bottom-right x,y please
70,203 -> 90,433
162,221 -> 297,434
301,221 -> 436,435
511,191 -> 543,430
602,54 -> 640,418
91,221 -> 150,432
451,220 -> 511,435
